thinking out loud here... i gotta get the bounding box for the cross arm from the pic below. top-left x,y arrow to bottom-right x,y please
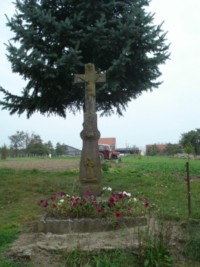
74,74 -> 86,84
95,73 -> 106,83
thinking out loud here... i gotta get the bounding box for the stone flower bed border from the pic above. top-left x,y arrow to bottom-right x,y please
37,214 -> 147,234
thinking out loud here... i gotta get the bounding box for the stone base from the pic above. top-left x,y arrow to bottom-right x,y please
37,215 -> 147,234
80,182 -> 102,196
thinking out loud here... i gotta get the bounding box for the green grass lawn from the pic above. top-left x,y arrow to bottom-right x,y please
104,156 -> 200,220
0,156 -> 200,266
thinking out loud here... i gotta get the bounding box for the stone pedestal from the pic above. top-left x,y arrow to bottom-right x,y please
79,110 -> 101,195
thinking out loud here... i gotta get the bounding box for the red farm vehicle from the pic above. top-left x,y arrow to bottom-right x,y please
98,144 -> 120,160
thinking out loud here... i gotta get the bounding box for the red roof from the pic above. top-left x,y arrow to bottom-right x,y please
98,137 -> 116,147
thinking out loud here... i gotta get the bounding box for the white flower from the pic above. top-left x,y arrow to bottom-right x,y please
60,199 -> 64,203
123,191 -> 131,197
103,186 -> 112,191
66,194 -> 70,197
133,197 -> 137,202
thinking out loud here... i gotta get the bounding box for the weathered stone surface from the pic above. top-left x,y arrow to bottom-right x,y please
37,214 -> 147,234
74,63 -> 106,196
9,224 -> 150,261
8,218 -> 183,266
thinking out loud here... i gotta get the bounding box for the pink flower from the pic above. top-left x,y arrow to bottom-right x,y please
115,211 -> 121,218
84,191 -> 93,196
51,194 -> 57,200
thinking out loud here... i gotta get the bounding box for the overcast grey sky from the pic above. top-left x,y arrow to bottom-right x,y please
0,0 -> 200,151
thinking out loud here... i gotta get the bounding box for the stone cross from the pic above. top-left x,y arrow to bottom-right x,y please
74,63 -> 106,196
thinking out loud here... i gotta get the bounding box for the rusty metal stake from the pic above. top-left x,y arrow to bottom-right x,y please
186,161 -> 191,217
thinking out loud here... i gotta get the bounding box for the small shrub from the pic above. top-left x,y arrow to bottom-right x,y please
101,162 -> 110,172
183,238 -> 200,262
137,221 -> 174,267
182,220 -> 200,262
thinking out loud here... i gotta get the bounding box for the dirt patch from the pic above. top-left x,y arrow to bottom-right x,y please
6,219 -> 183,267
7,226 -> 146,267
0,158 -> 79,171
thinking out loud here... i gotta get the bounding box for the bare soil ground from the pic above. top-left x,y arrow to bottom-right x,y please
4,212 -> 197,267
7,227 -> 144,267
0,158 -> 79,171
7,220 -> 182,267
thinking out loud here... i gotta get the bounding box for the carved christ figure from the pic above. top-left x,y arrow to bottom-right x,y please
74,63 -> 105,98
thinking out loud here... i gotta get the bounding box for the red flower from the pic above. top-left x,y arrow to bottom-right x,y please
144,198 -> 149,208
76,197 -> 80,201
69,197 -> 75,202
52,204 -> 57,208
115,211 -> 121,218
72,202 -> 77,207
98,208 -> 103,213
40,199 -> 49,207
118,193 -> 123,199
109,197 -> 115,204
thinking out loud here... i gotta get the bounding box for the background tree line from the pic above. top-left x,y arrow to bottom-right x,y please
146,128 -> 200,156
0,131 -> 70,159
1,128 -> 200,159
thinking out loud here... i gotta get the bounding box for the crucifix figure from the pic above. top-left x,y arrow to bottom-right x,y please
74,63 -> 106,196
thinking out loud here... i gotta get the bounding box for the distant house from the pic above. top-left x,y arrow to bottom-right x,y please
66,145 -> 81,156
117,147 -> 141,155
98,137 -> 116,151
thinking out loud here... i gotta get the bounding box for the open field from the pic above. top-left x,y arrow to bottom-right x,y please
0,157 -> 79,171
0,156 -> 200,266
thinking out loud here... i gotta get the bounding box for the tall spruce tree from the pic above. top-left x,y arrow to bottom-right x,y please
0,0 -> 169,117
